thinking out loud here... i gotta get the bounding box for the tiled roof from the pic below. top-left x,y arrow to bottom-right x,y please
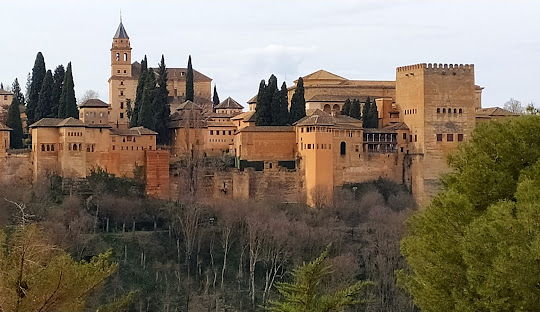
237,126 -> 294,133
111,126 -> 157,136
30,118 -> 66,128
363,128 -> 397,134
476,107 -> 518,117
206,112 -> 233,119
114,22 -> 129,39
247,94 -> 258,104
132,62 -> 212,82
383,122 -> 409,131
0,123 -> 12,131
178,100 -> 202,111
79,99 -> 109,108
57,117 -> 86,127
207,120 -> 236,127
231,111 -> 256,122
306,94 -> 380,103
215,97 -> 244,109
302,70 -> 347,81
0,88 -> 13,95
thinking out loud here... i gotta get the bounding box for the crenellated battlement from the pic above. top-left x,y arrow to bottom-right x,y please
397,63 -> 474,73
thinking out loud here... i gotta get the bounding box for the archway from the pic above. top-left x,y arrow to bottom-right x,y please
340,141 -> 346,156
323,104 -> 331,113
332,104 -> 340,113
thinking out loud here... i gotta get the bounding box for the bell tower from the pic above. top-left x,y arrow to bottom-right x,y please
109,18 -> 133,128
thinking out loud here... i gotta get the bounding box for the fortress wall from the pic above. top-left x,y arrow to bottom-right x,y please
145,150 -> 170,199
339,152 -> 404,186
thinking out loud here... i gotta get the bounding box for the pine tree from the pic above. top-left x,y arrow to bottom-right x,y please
139,68 -> 156,129
341,98 -> 351,116
36,70 -> 54,120
27,52 -> 46,125
273,82 -> 289,126
255,80 -> 271,126
59,62 -> 78,119
153,55 -> 170,144
51,65 -> 65,118
368,100 -> 379,128
289,77 -> 306,124
12,78 -> 25,105
185,55 -> 194,102
350,99 -> 361,119
362,97 -> 371,126
5,89 -> 23,149
212,85 -> 220,108
131,56 -> 148,127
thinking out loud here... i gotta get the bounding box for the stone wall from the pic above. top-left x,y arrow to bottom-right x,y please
0,151 -> 33,185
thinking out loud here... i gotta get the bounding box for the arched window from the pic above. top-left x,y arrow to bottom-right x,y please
332,104 -> 340,113
73,144 -> 77,151
323,104 -> 331,113
123,137 -> 126,142
123,53 -> 128,61
442,108 -> 446,113
79,144 -> 82,151
453,108 -> 457,114
448,108 -> 451,114
459,108 -> 463,114
41,144 -> 45,151
133,137 -> 136,142
269,162 -> 273,169
116,53 -> 120,61
340,142 -> 346,156
51,144 -> 54,152
437,108 -> 440,113
46,145 -> 50,151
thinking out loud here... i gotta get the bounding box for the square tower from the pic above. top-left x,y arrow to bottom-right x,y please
396,63 -> 476,203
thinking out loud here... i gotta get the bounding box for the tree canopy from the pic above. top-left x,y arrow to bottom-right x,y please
0,224 -> 117,312
185,55 -> 194,102
6,84 -> 24,149
288,77 -> 306,125
26,52 -> 46,125
131,56 -> 148,127
58,62 -> 77,119
341,98 -> 351,116
154,55 -> 170,144
267,245 -> 371,312
399,115 -> 540,312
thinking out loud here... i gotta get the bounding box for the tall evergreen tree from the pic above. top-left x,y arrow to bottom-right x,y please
368,100 -> 379,128
349,99 -> 361,119
5,90 -> 23,149
266,74 -> 279,124
139,68 -> 156,129
153,55 -> 170,144
26,52 -> 46,125
255,80 -> 271,126
12,78 -> 25,105
59,62 -> 78,119
341,98 -> 351,116
289,77 -> 306,124
272,82 -> 289,126
131,56 -> 148,127
212,85 -> 220,108
35,70 -> 54,120
51,65 -> 65,117
362,97 -> 371,126
185,55 -> 194,102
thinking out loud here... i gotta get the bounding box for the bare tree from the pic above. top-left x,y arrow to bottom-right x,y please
78,89 -> 100,104
503,97 -> 523,114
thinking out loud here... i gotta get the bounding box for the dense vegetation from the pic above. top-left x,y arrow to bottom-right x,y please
400,115 -> 540,312
0,171 -> 416,311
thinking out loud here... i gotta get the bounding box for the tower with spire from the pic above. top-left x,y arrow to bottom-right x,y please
109,18 -> 134,128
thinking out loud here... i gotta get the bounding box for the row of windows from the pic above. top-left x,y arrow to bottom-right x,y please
40,143 -> 92,152
116,69 -> 128,74
301,143 -> 332,150
115,53 -> 128,62
112,145 -> 153,151
112,136 -> 137,143
210,130 -> 233,135
404,109 -> 418,115
209,139 -> 233,143
67,132 -> 82,137
437,108 -> 463,114
436,133 -> 464,142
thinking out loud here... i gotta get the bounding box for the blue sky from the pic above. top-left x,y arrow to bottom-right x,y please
1,1 -> 539,108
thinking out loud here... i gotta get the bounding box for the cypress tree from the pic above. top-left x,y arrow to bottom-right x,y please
27,52 -> 46,125
36,70 -> 54,120
12,79 -> 25,105
185,55 -> 194,102
368,100 -> 379,128
255,80 -> 270,126
59,62 -> 78,119
139,68 -> 156,129
153,55 -> 170,144
289,77 -> 306,124
266,74 -> 279,124
341,98 -> 351,116
212,85 -> 220,108
273,82 -> 289,126
349,99 -> 361,119
5,91 -> 23,149
362,97 -> 371,126
131,56 -> 148,127
51,65 -> 65,118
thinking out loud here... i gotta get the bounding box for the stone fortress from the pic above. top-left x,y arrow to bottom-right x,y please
0,20 -> 517,205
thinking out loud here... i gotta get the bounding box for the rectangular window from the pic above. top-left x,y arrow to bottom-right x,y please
222,131 -> 226,135
409,135 -> 412,142
120,113 -> 124,119
308,144 -> 311,149
355,145 -> 359,152
210,130 -> 213,135
229,131 -> 232,135
120,102 -> 124,109
458,134 -> 464,142
400,147 -> 404,153
403,133 -> 407,140
120,91 -> 124,96
436,134 -> 443,142
414,135 -> 417,142
447,134 -> 454,142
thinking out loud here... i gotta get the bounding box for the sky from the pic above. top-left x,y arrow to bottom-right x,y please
1,1 -> 539,108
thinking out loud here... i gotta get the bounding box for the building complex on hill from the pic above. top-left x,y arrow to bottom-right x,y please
0,20 -> 518,205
